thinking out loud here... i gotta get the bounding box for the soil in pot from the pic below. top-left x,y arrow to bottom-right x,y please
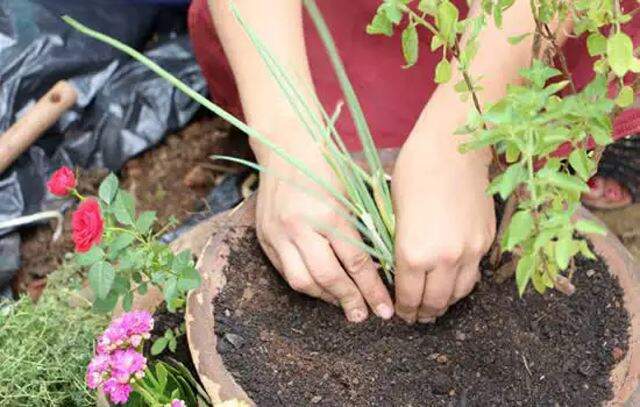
213,229 -> 629,406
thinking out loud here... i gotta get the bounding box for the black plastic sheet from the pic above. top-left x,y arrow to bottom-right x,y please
0,0 -> 206,294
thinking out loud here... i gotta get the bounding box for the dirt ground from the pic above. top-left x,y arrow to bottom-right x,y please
14,117 -> 248,295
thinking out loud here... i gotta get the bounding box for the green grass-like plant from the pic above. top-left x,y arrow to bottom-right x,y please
0,264 -> 108,406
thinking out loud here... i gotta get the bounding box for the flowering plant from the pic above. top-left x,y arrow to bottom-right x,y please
47,167 -> 201,313
86,311 -> 209,405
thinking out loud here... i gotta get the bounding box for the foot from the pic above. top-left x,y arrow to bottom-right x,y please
582,176 -> 633,209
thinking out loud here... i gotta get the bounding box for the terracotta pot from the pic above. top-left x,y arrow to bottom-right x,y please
185,151 -> 640,406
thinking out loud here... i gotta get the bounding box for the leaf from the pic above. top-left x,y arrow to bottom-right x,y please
615,85 -> 635,108
109,233 -> 136,254
138,282 -> 148,295
607,32 -> 634,77
507,32 -> 530,45
519,59 -> 561,88
92,290 -> 119,314
88,261 -> 115,299
151,337 -> 168,356
75,246 -> 105,266
568,149 -> 591,180
436,0 -> 459,45
122,291 -> 134,312
516,254 -> 535,296
366,13 -> 393,36
401,24 -> 419,67
586,32 -> 607,56
554,236 -> 573,270
169,338 -> 177,353
135,211 -> 157,234
430,34 -> 444,51
98,173 -> 119,204
542,170 -> 589,193
434,59 -> 452,84
575,219 -> 607,235
487,163 -> 525,199
113,190 -> 136,225
504,210 -> 534,250
177,265 -> 201,292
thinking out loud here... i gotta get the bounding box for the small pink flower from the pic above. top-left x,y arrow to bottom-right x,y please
119,310 -> 154,337
102,378 -> 133,404
171,400 -> 186,407
86,353 -> 110,389
110,348 -> 146,384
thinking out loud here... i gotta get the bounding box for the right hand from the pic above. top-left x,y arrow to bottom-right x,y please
252,122 -> 394,322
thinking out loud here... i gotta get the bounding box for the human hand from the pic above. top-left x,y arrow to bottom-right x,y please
251,121 -> 394,322
391,117 -> 495,324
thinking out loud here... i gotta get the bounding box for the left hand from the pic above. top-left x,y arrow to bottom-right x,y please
392,114 -> 496,324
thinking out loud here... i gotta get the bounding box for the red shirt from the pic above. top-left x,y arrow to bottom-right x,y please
188,0 -> 640,153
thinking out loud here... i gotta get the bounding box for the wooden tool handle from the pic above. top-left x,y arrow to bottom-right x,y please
0,80 -> 78,173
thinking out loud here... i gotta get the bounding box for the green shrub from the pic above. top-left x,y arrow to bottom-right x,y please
0,264 -> 108,406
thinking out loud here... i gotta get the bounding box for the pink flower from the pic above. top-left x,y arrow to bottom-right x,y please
46,166 -> 76,196
171,400 -> 186,407
119,310 -> 154,337
71,198 -> 104,252
110,348 -> 146,384
86,353 -> 110,389
102,378 -> 133,405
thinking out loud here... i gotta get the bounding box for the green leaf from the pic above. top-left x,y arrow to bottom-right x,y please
177,266 -> 201,292
151,337 -> 168,356
434,59 -> 452,84
156,361 -> 169,389
430,34 -> 444,51
504,210 -> 534,250
507,32 -> 530,45
607,32 -> 634,77
519,59 -> 561,88
436,0 -> 459,45
135,211 -> 157,234
75,246 -> 105,266
137,282 -> 148,295
542,170 -> 589,193
615,85 -> 635,108
366,13 -> 393,36
568,149 -> 591,180
516,254 -> 535,296
169,338 -> 177,353
122,291 -> 134,312
587,32 -> 607,56
98,173 -> 119,204
92,290 -> 119,314
575,219 -> 607,235
88,261 -> 115,299
113,190 -> 136,225
109,233 -> 136,254
401,24 -> 419,67
487,163 -> 525,199
554,236 -> 573,270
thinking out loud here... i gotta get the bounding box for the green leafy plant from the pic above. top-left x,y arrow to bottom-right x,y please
72,173 -> 201,313
368,0 -> 638,295
0,263 -> 108,406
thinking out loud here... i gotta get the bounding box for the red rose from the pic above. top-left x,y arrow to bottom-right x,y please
47,166 -> 76,197
72,198 -> 104,252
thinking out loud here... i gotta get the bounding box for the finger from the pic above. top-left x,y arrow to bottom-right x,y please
293,231 -> 369,322
450,262 -> 480,305
276,240 -> 338,305
327,225 -> 394,320
394,251 -> 429,324
417,264 -> 458,323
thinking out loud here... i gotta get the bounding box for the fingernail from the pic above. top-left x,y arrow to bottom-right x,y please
375,304 -> 394,320
347,308 -> 367,323
418,316 -> 435,324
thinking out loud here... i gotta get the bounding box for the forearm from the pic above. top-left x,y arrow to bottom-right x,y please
415,1 -> 568,162
209,0 -> 319,158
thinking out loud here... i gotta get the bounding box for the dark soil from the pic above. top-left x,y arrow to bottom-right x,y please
15,117 -> 248,294
213,229 -> 629,406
